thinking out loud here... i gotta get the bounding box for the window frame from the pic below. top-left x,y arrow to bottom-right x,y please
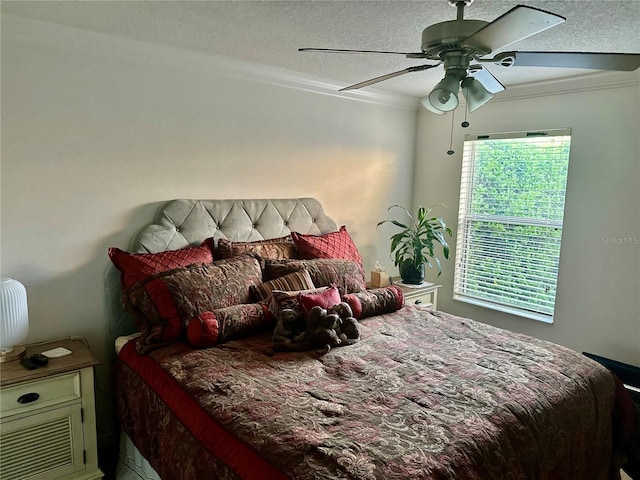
453,129 -> 572,323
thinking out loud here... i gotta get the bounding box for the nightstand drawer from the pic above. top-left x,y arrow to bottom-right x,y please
0,372 -> 81,418
406,292 -> 434,308
392,277 -> 441,311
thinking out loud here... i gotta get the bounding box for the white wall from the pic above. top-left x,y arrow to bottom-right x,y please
1,16 -> 418,443
414,72 -> 640,366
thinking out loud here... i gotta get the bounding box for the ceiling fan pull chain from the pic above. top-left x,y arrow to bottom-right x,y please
447,110 -> 456,156
461,93 -> 470,128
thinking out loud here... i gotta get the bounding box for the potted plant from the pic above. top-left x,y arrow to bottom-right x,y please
377,204 -> 453,284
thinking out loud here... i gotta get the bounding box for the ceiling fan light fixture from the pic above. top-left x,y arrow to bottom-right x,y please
461,76 -> 494,112
428,72 -> 461,112
421,96 -> 447,114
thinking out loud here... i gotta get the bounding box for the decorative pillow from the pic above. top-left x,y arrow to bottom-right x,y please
291,226 -> 364,277
186,303 -> 272,348
250,270 -> 315,302
298,285 -> 341,315
269,287 -> 329,319
109,243 -> 213,289
264,258 -> 366,294
124,255 -> 263,354
341,286 -> 405,320
217,236 -> 299,260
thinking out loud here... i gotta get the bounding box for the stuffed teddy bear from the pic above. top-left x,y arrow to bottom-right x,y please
327,302 -> 361,345
327,301 -> 353,320
271,308 -> 306,345
304,306 -> 342,353
268,303 -> 362,355
266,309 -> 308,355
338,317 -> 361,345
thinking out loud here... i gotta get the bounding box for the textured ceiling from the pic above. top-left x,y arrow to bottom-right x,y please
2,0 -> 639,97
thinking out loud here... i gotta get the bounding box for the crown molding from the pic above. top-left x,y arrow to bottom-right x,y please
489,69 -> 640,103
453,69 -> 640,110
1,14 -> 420,111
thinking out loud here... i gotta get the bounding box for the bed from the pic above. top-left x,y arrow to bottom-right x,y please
107,198 -> 638,480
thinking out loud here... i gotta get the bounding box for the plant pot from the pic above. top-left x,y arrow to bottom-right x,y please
400,263 -> 425,285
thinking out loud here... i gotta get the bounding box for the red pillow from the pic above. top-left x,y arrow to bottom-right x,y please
291,226 -> 364,274
124,256 -> 264,354
109,243 -> 213,289
342,285 -> 405,319
269,287 -> 328,319
187,312 -> 220,347
186,303 -> 271,348
298,285 -> 341,316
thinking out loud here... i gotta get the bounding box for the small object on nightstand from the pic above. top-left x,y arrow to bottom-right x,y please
19,356 -> 39,370
30,353 -> 49,366
370,261 -> 391,288
41,346 -> 72,358
19,354 -> 49,370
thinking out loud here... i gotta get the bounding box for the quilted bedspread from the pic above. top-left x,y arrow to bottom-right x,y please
116,306 -> 619,480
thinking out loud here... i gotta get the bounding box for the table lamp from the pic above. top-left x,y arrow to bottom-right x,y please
0,278 -> 29,362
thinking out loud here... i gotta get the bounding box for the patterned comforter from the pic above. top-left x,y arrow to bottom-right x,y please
116,306 -> 619,480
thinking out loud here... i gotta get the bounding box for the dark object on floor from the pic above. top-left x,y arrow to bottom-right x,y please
583,352 -> 640,480
583,352 -> 640,405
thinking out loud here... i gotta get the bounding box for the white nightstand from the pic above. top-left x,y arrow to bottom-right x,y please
392,277 -> 441,310
0,338 -> 103,480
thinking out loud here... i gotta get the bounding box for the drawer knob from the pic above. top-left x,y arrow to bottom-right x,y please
17,392 -> 40,404
414,299 -> 423,305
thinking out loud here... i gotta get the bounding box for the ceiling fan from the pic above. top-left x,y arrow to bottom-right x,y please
300,0 -> 640,114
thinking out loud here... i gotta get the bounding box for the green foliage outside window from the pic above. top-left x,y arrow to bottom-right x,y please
456,133 -> 571,318
470,140 -> 569,220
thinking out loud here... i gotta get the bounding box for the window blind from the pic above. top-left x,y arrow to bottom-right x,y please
454,129 -> 571,321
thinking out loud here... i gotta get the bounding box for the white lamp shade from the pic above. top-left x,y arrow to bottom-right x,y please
461,77 -> 495,112
0,278 -> 29,352
420,96 -> 446,114
427,73 -> 461,112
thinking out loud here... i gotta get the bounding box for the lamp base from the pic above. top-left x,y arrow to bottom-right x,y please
0,346 -> 26,363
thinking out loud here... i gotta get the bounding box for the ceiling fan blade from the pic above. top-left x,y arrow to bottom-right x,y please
462,5 -> 565,53
469,65 -> 505,94
493,51 -> 640,71
339,63 -> 441,91
299,48 -> 426,59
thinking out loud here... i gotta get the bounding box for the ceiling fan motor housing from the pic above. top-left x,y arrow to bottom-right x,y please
421,20 -> 490,58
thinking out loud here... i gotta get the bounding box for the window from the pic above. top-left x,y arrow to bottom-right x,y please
454,129 -> 571,322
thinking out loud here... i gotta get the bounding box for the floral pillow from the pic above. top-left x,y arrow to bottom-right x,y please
264,258 -> 366,294
186,303 -> 273,348
217,236 -> 299,260
341,285 -> 405,319
123,254 -> 263,354
109,243 -> 213,289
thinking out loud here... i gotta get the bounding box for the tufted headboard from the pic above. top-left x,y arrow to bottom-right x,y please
105,198 -> 338,349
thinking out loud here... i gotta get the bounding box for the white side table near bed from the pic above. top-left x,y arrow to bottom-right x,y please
392,276 -> 441,310
0,338 -> 103,480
